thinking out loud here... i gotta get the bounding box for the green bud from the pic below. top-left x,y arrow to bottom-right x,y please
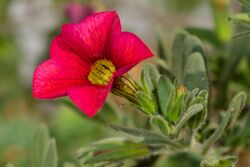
112,75 -> 140,104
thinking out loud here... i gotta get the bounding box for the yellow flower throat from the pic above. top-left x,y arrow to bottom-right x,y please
88,59 -> 116,86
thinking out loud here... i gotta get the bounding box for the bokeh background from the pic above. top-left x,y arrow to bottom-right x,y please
0,0 -> 249,167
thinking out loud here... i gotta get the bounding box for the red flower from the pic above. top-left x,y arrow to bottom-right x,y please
33,11 -> 153,117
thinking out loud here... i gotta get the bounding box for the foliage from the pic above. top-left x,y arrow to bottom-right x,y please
1,0 -> 249,167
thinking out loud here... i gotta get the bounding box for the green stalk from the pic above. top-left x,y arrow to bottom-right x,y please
210,0 -> 232,43
202,111 -> 231,154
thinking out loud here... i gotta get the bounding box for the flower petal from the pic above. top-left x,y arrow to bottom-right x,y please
108,32 -> 153,76
68,84 -> 112,117
60,11 -> 121,63
49,35 -> 91,67
33,58 -> 88,99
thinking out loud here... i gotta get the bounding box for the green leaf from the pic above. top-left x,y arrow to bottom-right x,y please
238,0 -> 250,9
155,152 -> 201,167
109,124 -> 182,148
31,124 -> 50,167
227,92 -> 247,128
201,156 -> 237,167
232,30 -> 250,39
175,104 -> 204,135
202,110 -> 232,154
135,91 -> 157,115
157,76 -> 174,115
166,87 -> 177,122
85,148 -> 148,164
171,31 -> 204,85
41,139 -> 58,167
171,31 -> 188,84
187,90 -> 208,129
140,64 -> 160,94
77,137 -> 149,165
217,27 -> 250,106
185,27 -> 222,47
228,13 -> 250,27
150,115 -> 171,134
170,92 -> 185,122
183,52 -> 209,91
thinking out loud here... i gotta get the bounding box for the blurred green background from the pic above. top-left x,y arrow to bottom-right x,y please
0,0 -> 249,166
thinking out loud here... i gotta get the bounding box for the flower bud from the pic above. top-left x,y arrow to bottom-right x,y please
112,75 -> 140,104
176,85 -> 187,97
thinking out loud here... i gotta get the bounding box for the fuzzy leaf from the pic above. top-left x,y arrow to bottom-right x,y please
227,92 -> 247,128
172,31 -> 204,85
183,52 -> 209,91
155,152 -> 201,167
41,139 -> 58,167
109,124 -> 182,148
85,148 -> 149,164
201,156 -> 237,167
175,104 -> 204,135
171,31 -> 188,84
31,124 -> 49,167
166,87 -> 177,122
187,90 -> 208,129
185,27 -> 222,47
77,137 -> 149,164
78,138 -> 147,156
170,92 -> 185,123
135,91 -> 157,115
157,76 -> 174,115
228,13 -> 250,27
150,115 -> 171,134
238,0 -> 250,9
140,64 -> 160,94
218,27 -> 250,106
232,30 -> 250,39
202,110 -> 232,154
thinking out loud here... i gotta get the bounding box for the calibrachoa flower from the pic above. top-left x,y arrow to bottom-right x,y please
33,11 -> 153,117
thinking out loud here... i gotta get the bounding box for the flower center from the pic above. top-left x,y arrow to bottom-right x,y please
88,59 -> 116,86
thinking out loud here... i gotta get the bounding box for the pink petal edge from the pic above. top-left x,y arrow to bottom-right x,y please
108,32 -> 153,75
60,11 -> 121,63
33,59 -> 87,99
68,82 -> 113,117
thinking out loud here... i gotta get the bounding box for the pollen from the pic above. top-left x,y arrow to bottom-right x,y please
88,59 -> 116,85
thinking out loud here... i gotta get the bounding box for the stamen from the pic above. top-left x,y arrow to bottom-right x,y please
88,59 -> 116,85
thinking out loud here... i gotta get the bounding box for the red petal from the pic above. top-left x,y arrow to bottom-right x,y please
49,35 -> 91,67
108,32 -> 153,76
33,58 -> 88,99
60,11 -> 121,63
68,84 -> 112,117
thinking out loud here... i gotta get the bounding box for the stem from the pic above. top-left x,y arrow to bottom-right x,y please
202,111 -> 231,154
232,30 -> 250,39
210,0 -> 232,42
